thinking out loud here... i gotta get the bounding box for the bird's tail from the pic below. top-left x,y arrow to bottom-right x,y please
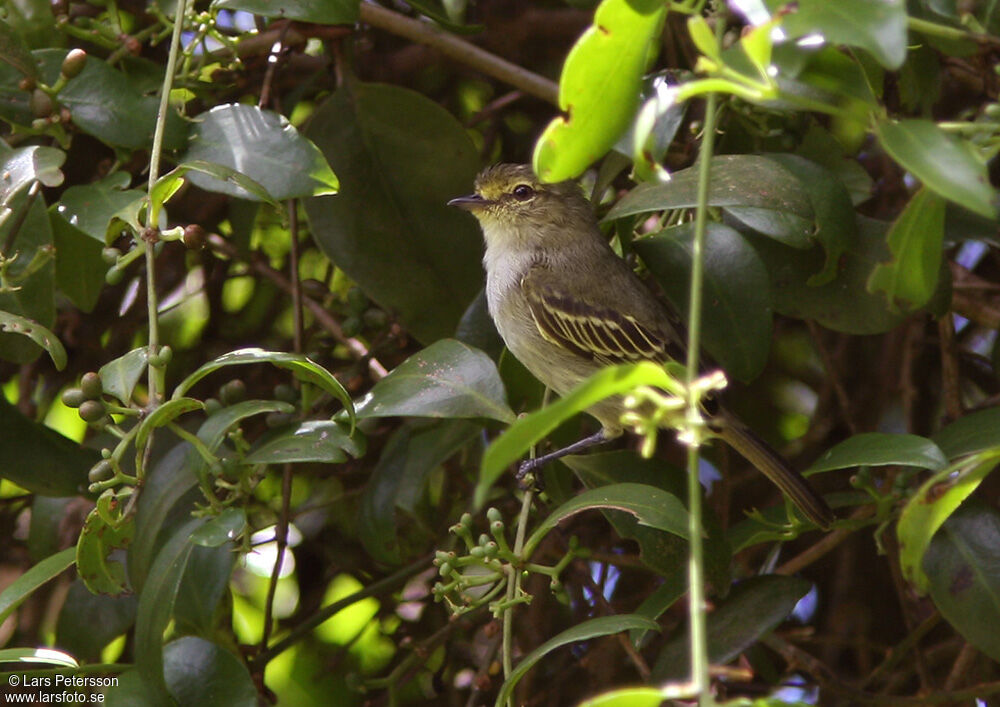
714,414 -> 835,529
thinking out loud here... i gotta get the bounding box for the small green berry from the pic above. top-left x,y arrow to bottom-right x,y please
79,371 -> 102,399
60,387 -> 86,408
219,379 -> 247,405
273,383 -> 297,404
101,247 -> 121,264
61,48 -> 87,79
78,399 -> 105,423
29,89 -> 53,118
105,266 -> 124,285
88,460 -> 113,483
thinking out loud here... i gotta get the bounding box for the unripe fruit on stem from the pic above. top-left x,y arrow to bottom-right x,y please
61,387 -> 86,408
61,48 -> 87,79
78,400 -> 105,423
88,460 -> 113,483
219,379 -> 247,405
101,247 -> 120,264
80,371 -> 103,399
182,224 -> 206,250
30,89 -> 53,118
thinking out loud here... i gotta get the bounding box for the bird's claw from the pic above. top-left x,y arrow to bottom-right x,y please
516,458 -> 544,492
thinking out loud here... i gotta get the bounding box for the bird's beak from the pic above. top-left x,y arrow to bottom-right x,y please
447,194 -> 487,211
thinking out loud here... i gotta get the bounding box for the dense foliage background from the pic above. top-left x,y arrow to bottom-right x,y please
2,0 -> 1000,705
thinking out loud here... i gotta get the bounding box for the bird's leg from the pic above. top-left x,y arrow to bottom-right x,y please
516,429 -> 611,481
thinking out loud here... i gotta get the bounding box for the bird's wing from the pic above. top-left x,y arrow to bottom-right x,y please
521,271 -> 685,366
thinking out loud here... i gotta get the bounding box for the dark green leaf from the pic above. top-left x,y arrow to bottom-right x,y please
304,82 -> 483,344
652,575 -> 811,679
0,187 -> 55,364
56,50 -> 187,150
0,21 -> 39,78
244,420 -> 363,465
933,406 -> 1000,460
182,104 -> 337,201
749,216 -> 911,334
0,394 -> 96,496
358,420 -> 479,564
897,450 -> 1000,592
173,348 -> 353,426
636,222 -> 773,382
99,348 -> 148,405
533,0 -> 667,181
211,0 -> 359,23
807,433 -> 948,474
162,636 -> 258,706
496,615 -> 660,707
0,547 -> 74,625
868,188 -> 947,311
774,0 -> 907,69
135,397 -> 204,453
53,174 -> 144,243
173,545 -> 237,635
49,209 -> 105,312
355,339 -> 514,424
0,311 -> 66,370
607,155 -> 815,249
55,579 -> 137,661
524,483 -> 689,558
875,119 -> 996,219
0,145 -> 65,205
189,507 -> 245,548
155,160 -> 277,209
134,517 -> 205,704
924,502 -> 1000,662
76,503 -> 134,595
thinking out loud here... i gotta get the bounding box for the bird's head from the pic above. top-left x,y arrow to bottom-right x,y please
448,164 -> 595,248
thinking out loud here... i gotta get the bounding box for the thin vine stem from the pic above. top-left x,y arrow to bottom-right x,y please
684,13 -> 724,704
502,486 -> 534,707
143,0 -> 188,406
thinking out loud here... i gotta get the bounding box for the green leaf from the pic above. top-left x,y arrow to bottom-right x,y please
173,347 -> 353,427
134,517 -> 205,704
55,50 -> 187,150
868,188 -> 947,311
135,397 -> 205,454
0,21 -> 39,78
477,362 -> 680,507
924,502 -> 1000,662
0,311 -> 66,370
304,82 -> 483,344
189,508 -> 246,548
173,544 -> 237,635
577,687 -> 667,707
0,547 -> 74,626
807,433 -> 948,474
244,420 -> 363,465
749,216 -> 912,334
0,186 -> 55,364
355,339 -> 514,424
0,647 -> 77,668
523,483 -> 690,557
76,503 -> 134,595
49,209 -> 105,312
211,0 -> 359,23
163,636 -> 257,706
635,222 -> 773,382
56,579 -> 137,661
533,0 -> 667,181
53,173 -> 144,243
651,574 -> 811,680
0,145 -> 65,206
99,347 -> 148,405
495,615 -> 660,707
182,104 -> 338,201
896,450 -> 1000,593
565,450 -> 732,588
0,394 -> 97,496
606,155 -> 814,250
775,0 -> 907,69
764,154 -> 857,286
875,119 -> 996,219
933,406 -> 1000,460
358,420 -> 479,564
154,160 -> 277,210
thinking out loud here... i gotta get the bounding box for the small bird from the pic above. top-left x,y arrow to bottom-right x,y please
449,163 -> 834,529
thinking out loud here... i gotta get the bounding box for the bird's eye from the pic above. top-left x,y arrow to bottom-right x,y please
511,184 -> 535,201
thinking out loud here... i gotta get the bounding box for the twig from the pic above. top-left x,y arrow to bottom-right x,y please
860,612 -> 940,690
937,314 -> 963,421
206,233 -> 388,379
776,504 -> 875,576
943,642 -> 978,691
358,2 -> 559,106
807,321 -> 859,435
